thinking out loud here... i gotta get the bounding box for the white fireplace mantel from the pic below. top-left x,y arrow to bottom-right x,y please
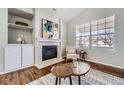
35,39 -> 63,69
36,39 -> 61,43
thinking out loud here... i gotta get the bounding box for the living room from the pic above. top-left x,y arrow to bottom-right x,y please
1,0 -> 124,93
0,8 -> 124,86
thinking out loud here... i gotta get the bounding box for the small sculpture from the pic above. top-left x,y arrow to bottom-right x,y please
17,34 -> 26,44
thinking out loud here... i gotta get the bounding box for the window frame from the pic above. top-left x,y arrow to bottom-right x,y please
75,15 -> 115,49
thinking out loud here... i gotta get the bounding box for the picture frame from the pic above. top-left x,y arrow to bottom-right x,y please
41,19 -> 59,39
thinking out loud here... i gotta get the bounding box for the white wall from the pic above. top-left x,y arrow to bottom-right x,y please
61,20 -> 67,56
67,8 -> 124,68
34,8 -> 67,51
34,8 -> 59,39
34,8 -> 67,63
0,8 -> 8,72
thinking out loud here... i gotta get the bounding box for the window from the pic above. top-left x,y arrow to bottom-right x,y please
76,15 -> 115,48
76,22 -> 90,48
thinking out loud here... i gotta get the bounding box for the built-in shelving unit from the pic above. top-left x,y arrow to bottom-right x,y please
8,23 -> 33,31
8,8 -> 34,44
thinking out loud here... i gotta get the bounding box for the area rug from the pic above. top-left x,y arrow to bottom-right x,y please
28,68 -> 124,85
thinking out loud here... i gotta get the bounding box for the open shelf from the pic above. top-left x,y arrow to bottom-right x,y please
8,23 -> 33,31
8,8 -> 33,20
8,8 -> 34,44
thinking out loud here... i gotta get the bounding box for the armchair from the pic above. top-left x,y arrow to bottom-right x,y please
66,46 -> 79,63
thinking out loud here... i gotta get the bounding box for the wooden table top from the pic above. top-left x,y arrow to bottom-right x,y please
51,62 -> 90,77
51,64 -> 73,78
62,62 -> 90,76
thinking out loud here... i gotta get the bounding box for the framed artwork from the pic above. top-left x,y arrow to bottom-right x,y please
42,19 -> 59,39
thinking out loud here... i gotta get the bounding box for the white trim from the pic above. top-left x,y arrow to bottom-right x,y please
37,39 -> 61,43
86,59 -> 124,69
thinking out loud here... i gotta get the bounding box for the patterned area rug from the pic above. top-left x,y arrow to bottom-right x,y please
28,68 -> 124,85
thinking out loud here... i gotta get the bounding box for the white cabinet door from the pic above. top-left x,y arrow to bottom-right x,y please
5,46 -> 21,72
22,46 -> 34,67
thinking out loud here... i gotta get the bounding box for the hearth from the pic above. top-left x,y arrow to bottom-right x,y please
42,45 -> 57,61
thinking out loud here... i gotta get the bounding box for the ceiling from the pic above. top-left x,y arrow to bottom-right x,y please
56,8 -> 85,22
9,8 -> 85,23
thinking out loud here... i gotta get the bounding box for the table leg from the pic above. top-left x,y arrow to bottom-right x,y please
69,76 -> 72,85
78,76 -> 81,85
59,78 -> 61,85
55,77 -> 58,85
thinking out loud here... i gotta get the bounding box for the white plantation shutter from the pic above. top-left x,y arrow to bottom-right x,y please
76,22 -> 90,48
76,15 -> 115,48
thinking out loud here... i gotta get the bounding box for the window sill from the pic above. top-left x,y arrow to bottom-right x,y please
76,46 -> 115,52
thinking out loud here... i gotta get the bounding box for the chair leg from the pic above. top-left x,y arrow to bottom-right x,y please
55,77 -> 58,85
69,76 -> 72,85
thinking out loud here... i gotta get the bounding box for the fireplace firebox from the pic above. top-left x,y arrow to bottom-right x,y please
42,45 -> 57,61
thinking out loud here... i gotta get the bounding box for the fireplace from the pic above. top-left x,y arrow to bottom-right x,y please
42,45 -> 57,61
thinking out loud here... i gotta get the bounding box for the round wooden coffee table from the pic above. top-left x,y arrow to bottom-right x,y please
65,62 -> 90,85
51,64 -> 73,85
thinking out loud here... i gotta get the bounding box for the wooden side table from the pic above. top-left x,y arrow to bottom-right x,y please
51,64 -> 73,85
73,62 -> 90,85
65,62 -> 90,85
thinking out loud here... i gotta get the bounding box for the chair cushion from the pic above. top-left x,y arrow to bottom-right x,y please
67,54 -> 79,59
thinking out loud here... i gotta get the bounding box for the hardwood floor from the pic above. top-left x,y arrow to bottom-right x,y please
84,60 -> 124,79
0,60 -> 65,85
0,60 -> 124,85
0,66 -> 51,85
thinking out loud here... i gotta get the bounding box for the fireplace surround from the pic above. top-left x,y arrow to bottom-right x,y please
35,40 -> 63,69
